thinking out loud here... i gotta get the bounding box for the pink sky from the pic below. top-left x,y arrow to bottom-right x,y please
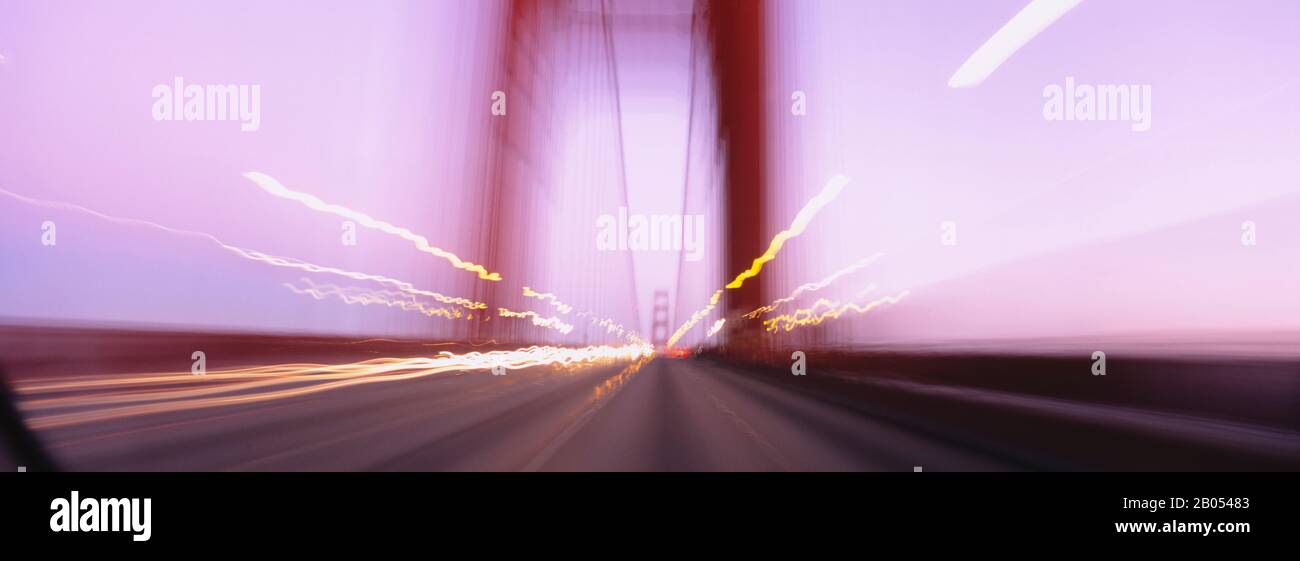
1,0 -> 1296,349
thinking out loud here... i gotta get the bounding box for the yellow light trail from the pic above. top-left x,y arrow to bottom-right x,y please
590,355 -> 652,402
240,174 -> 646,344
0,186 -> 488,311
762,290 -> 910,333
743,253 -> 885,319
666,175 -> 851,348
243,172 -> 501,281
522,287 -> 574,314
18,343 -> 655,429
497,308 -> 575,334
725,174 -> 851,290
4,184 -> 647,348
665,289 -> 723,348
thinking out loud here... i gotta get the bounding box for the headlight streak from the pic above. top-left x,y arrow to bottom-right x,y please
6,179 -> 647,354
284,281 -> 588,338
724,174 -> 851,290
497,308 -> 575,335
283,278 -> 466,321
18,343 -> 656,430
573,310 -> 648,346
706,318 -> 726,337
0,186 -> 490,311
947,0 -> 1085,88
239,174 -> 647,345
590,355 -> 653,403
742,253 -> 885,319
522,287 -> 575,314
243,171 -> 502,282
761,290 -> 910,333
666,175 -> 851,348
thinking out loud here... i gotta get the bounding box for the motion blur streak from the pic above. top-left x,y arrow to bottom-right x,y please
18,343 -> 654,430
243,171 -> 502,282
575,311 -> 646,345
666,290 -> 723,348
282,279 -> 465,321
763,291 -> 911,333
245,172 -> 637,344
743,253 -> 885,319
2,0 -> 1298,473
667,174 -> 851,348
283,281 -> 601,342
724,174 -> 850,290
589,357 -> 652,405
947,0 -> 1084,88
0,186 -> 488,312
496,308 -> 575,335
522,287 -> 575,314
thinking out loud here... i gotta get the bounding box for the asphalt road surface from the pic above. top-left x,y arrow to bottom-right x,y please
4,328 -> 1297,471
17,358 -> 1020,471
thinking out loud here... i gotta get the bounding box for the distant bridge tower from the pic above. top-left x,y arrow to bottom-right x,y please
651,291 -> 671,348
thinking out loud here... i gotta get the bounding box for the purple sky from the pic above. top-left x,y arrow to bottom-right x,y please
1,1 -> 511,338
1,0 -> 1297,348
751,0 -> 1300,346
